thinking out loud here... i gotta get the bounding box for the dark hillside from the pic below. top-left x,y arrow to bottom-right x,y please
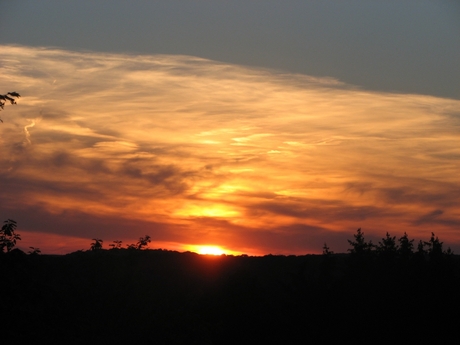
2,249 -> 460,344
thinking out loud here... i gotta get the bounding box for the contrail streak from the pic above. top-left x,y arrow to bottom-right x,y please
24,120 -> 36,145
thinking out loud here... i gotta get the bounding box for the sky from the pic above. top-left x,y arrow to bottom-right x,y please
0,1 -> 459,255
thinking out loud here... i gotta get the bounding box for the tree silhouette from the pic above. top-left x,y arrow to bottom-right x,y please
444,246 -> 454,256
0,219 -> 21,253
125,236 -> 151,250
109,240 -> 123,249
28,247 -> 41,255
416,240 -> 425,254
136,235 -> 151,250
322,243 -> 333,255
377,232 -> 398,252
0,92 -> 21,122
347,228 -> 375,275
90,238 -> 103,251
413,239 -> 427,264
321,242 -> 335,284
424,232 -> 444,263
347,228 -> 374,256
376,232 -> 398,264
398,232 -> 414,260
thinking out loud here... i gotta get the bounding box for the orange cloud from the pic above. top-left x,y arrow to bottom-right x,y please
1,45 -> 459,254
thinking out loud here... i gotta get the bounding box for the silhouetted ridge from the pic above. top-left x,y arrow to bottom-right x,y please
2,226 -> 459,343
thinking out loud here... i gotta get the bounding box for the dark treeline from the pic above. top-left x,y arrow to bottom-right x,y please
2,228 -> 460,344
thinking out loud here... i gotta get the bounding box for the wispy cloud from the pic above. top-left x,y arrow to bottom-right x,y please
1,45 -> 459,254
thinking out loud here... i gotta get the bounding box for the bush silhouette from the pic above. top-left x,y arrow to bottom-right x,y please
90,238 -> 103,251
1,219 -> 21,253
109,240 -> 123,249
136,235 -> 151,250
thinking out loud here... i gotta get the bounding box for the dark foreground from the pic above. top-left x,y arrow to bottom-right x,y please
2,248 -> 460,344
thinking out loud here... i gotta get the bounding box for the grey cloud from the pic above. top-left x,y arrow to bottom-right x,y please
0,173 -> 106,205
248,199 -> 393,223
120,164 -> 189,195
1,204 -> 180,243
377,186 -> 459,208
52,151 -> 113,175
343,182 -> 375,195
414,209 -> 443,226
413,209 -> 460,228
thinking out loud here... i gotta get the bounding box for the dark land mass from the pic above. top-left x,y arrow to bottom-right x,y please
2,248 -> 460,344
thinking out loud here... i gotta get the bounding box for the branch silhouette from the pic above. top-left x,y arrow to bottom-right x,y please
0,92 -> 21,122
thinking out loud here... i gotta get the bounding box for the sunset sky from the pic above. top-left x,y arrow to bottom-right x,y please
1,1 -> 459,255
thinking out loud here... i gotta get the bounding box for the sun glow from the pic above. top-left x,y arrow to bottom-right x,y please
185,245 -> 228,255
198,246 -> 226,255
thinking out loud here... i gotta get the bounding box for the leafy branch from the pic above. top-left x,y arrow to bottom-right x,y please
0,91 -> 21,122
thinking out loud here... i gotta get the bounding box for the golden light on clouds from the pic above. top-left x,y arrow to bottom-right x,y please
1,45 -> 459,254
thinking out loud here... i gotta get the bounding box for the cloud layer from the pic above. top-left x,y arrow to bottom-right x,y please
1,45 -> 459,254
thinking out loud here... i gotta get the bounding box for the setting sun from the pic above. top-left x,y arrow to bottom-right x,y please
198,246 -> 226,255
185,245 -> 228,256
